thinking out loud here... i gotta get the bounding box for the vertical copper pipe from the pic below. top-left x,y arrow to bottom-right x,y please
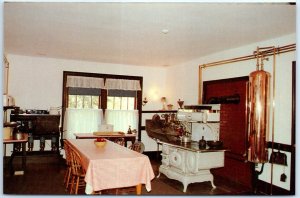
198,65 -> 204,104
248,68 -> 271,163
270,47 -> 276,195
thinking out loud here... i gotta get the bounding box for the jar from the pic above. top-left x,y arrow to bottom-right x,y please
199,136 -> 206,148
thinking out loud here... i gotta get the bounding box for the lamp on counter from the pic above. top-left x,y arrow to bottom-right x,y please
161,97 -> 167,110
177,99 -> 184,109
142,97 -> 148,106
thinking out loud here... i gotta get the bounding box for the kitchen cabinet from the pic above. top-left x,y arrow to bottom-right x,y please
10,114 -> 61,155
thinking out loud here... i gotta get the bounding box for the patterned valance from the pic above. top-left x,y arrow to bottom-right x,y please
66,76 -> 105,88
105,79 -> 141,91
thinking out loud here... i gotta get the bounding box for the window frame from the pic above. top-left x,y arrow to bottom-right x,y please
62,71 -> 143,141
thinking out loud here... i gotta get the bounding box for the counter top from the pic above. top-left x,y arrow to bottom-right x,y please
157,139 -> 227,153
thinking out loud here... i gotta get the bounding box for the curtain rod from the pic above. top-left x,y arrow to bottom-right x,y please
199,43 -> 296,68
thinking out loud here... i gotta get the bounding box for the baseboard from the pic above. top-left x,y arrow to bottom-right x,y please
256,179 -> 293,195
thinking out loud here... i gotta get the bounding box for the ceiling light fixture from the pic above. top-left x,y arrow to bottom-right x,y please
161,29 -> 169,34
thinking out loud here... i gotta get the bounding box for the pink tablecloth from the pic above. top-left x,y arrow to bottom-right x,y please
67,139 -> 155,193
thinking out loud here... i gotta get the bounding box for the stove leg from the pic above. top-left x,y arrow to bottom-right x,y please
156,172 -> 161,178
210,179 -> 216,188
183,183 -> 188,193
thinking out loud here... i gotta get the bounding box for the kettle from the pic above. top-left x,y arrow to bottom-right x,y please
12,127 -> 24,140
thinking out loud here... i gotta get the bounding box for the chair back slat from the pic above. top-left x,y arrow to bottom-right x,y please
69,145 -> 86,176
114,138 -> 125,146
129,142 -> 142,153
64,140 -> 72,165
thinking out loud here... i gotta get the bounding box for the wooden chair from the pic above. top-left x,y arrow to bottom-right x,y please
69,146 -> 86,194
63,140 -> 72,191
114,138 -> 125,146
129,141 -> 144,153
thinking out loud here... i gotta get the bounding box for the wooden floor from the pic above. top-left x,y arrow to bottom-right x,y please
3,154 -> 254,195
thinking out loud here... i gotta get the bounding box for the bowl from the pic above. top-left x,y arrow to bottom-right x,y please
207,140 -> 223,148
94,141 -> 107,148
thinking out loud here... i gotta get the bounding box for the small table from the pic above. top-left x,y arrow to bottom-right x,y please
3,134 -> 28,175
74,132 -> 136,147
66,139 -> 155,194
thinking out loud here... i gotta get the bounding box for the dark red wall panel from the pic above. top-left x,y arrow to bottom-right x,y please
203,76 -> 253,189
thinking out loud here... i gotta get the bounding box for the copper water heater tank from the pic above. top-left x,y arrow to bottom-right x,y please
248,69 -> 271,163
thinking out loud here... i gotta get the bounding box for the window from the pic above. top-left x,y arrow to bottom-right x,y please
107,97 -> 135,110
62,71 -> 143,140
67,87 -> 101,109
68,95 -> 99,109
107,89 -> 137,110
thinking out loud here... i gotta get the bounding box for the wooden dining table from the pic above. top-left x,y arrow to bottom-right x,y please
66,139 -> 155,195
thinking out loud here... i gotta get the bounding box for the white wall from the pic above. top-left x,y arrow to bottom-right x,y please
5,54 -> 168,153
166,33 -> 296,191
7,54 -> 167,110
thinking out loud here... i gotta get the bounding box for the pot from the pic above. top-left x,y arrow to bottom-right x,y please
181,136 -> 191,143
207,140 -> 223,148
13,132 -> 24,140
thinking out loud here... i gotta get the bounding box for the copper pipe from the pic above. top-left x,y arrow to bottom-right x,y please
200,44 -> 295,68
270,46 -> 277,195
198,65 -> 204,104
256,47 -> 260,71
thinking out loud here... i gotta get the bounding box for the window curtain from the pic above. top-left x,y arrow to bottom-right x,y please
104,79 -> 140,134
105,110 -> 138,133
105,79 -> 141,90
66,76 -> 105,88
63,108 -> 103,139
64,76 -> 105,139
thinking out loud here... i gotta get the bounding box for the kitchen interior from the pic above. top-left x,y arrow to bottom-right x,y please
2,2 -> 296,196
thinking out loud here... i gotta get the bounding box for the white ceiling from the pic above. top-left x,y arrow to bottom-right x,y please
4,2 -> 296,67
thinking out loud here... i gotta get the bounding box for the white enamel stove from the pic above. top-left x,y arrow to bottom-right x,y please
157,104 -> 226,192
